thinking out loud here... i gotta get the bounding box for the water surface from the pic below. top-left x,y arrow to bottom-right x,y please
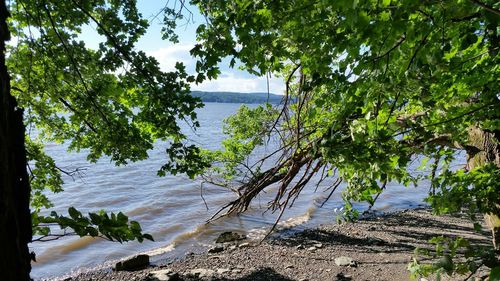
30,103 -> 432,280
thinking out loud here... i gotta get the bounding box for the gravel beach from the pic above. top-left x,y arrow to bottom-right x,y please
58,208 -> 493,281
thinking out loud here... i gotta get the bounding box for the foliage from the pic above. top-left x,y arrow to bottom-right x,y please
32,207 -> 153,243
408,236 -> 498,280
427,164 -> 500,217
7,0 -> 205,245
190,0 -> 500,278
201,104 -> 279,184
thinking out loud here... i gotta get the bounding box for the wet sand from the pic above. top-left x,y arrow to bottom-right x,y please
64,208 -> 493,281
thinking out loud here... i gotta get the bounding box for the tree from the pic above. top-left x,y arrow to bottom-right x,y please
190,0 -> 499,278
0,1 -> 31,279
2,0 -> 207,279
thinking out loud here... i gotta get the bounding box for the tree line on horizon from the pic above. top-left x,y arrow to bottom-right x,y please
190,91 -> 283,104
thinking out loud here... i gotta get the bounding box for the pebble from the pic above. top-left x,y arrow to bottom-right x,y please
238,242 -> 250,248
367,237 -> 385,245
208,246 -> 224,253
334,256 -> 357,267
216,268 -> 231,274
148,269 -> 180,281
313,243 -> 323,248
187,268 -> 214,278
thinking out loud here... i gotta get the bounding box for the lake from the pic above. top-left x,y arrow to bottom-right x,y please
30,103 -> 432,280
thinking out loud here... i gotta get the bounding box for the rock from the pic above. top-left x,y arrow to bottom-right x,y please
209,255 -> 223,259
215,231 -> 246,243
148,269 -> 181,281
188,268 -> 215,278
334,256 -> 357,267
238,242 -> 250,248
208,246 -> 224,253
216,268 -> 231,274
337,273 -> 352,280
307,246 -> 317,251
313,243 -> 323,248
228,245 -> 237,251
285,264 -> 294,269
231,268 -> 242,274
114,254 -> 149,271
296,244 -> 305,249
367,237 -> 385,246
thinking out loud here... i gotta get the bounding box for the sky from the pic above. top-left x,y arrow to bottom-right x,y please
117,1 -> 285,94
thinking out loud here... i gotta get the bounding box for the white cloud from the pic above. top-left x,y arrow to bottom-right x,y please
146,44 -> 194,72
148,45 -> 285,95
193,71 -> 285,94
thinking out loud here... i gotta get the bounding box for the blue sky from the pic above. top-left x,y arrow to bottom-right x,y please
123,1 -> 285,94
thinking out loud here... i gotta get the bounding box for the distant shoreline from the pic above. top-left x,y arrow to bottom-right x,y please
191,91 -> 283,104
60,208 -> 492,281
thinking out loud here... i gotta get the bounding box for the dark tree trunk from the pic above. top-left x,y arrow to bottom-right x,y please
466,126 -> 500,251
0,1 -> 32,280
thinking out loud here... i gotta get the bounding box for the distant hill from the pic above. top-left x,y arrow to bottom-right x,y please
191,91 -> 283,104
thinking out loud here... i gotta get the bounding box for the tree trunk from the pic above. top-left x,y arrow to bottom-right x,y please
466,126 -> 500,251
0,1 -> 32,280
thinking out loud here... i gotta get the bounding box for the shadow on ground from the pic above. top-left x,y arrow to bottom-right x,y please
180,267 -> 293,281
181,267 -> 354,281
269,210 -> 492,255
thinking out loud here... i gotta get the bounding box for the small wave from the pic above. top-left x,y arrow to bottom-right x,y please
142,243 -> 175,256
126,205 -> 164,217
247,206 -> 317,240
170,223 -> 212,245
34,236 -> 99,265
277,206 -> 316,229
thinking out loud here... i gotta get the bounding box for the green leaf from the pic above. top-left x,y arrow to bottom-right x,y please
491,267 -> 500,281
142,234 -> 154,241
68,207 -> 80,220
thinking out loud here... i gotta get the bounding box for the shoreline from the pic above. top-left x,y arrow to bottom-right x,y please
52,208 -> 492,281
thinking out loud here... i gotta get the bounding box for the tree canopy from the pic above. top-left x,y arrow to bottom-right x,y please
6,0 -> 210,245
190,0 -> 499,278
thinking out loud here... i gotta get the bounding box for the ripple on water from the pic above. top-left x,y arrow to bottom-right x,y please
31,103 -> 434,280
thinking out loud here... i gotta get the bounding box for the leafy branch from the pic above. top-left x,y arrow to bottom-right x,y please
32,207 -> 153,244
